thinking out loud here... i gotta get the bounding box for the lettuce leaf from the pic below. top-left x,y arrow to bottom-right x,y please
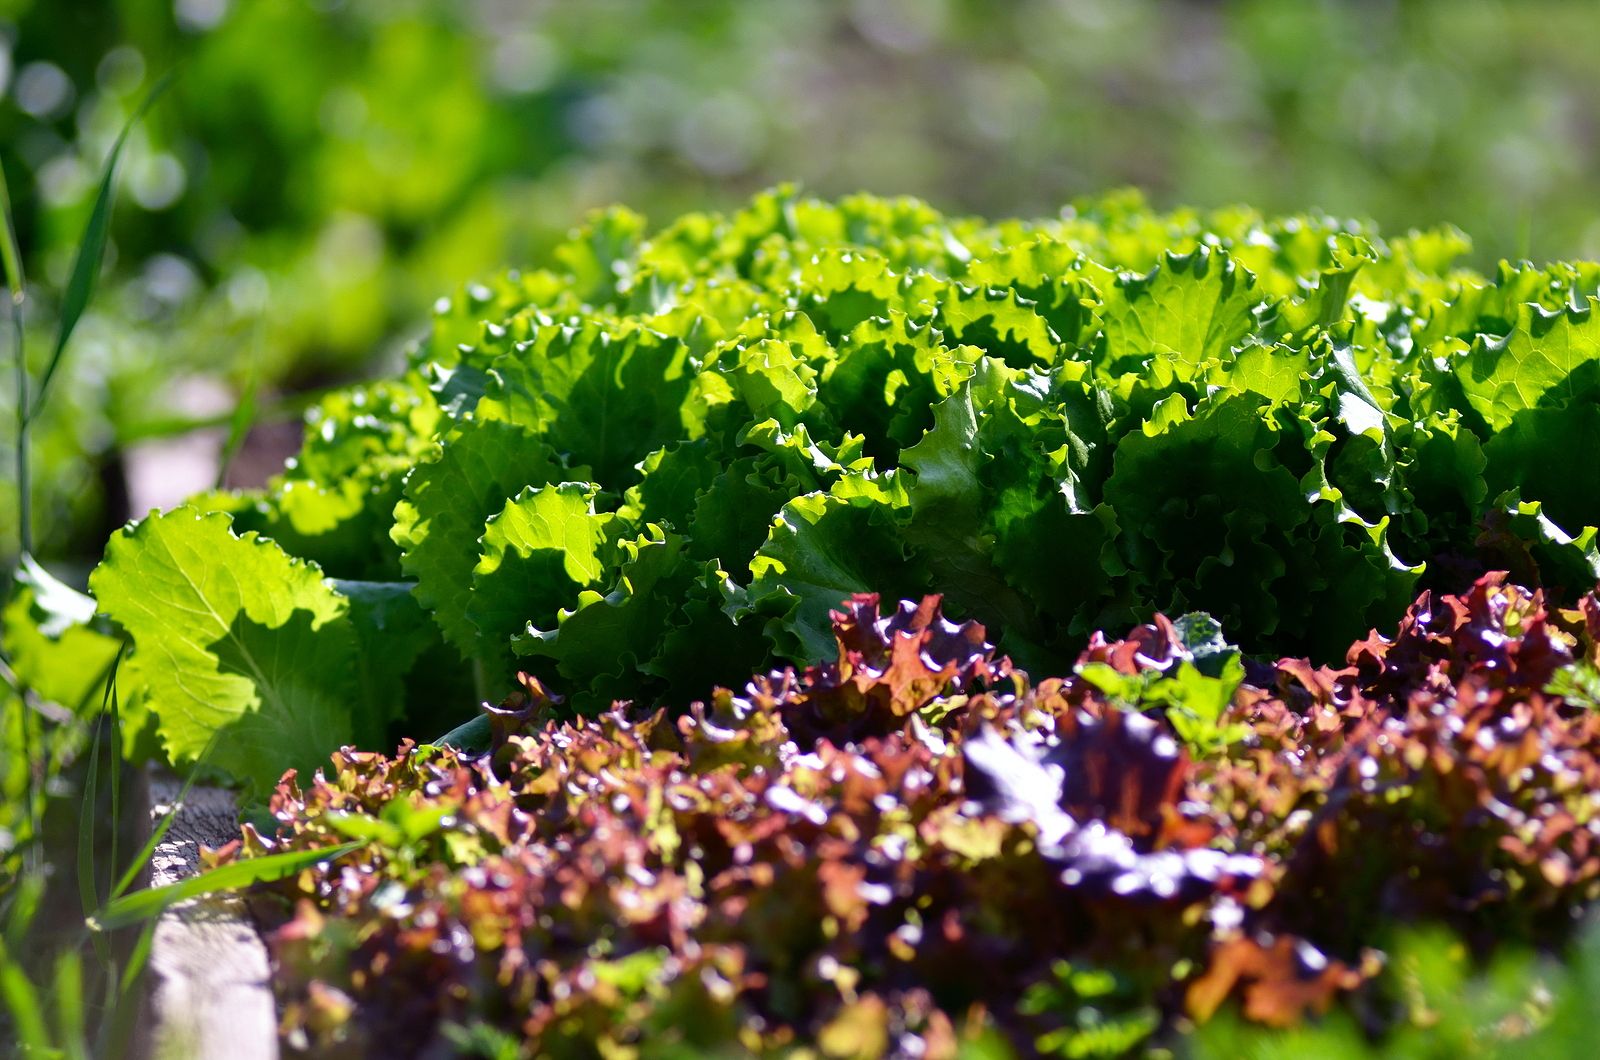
57,191 -> 1600,786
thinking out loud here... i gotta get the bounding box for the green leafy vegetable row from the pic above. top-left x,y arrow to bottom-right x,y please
223,572 -> 1600,1057
37,189 -> 1600,790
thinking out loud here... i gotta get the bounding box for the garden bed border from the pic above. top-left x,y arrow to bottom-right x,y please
143,768 -> 277,1060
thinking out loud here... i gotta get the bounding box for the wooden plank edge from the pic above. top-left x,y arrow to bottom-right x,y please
142,767 -> 279,1060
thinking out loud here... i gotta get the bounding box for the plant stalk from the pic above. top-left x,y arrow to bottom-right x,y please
13,298 -> 29,557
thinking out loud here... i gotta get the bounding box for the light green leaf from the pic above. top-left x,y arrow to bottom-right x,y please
963,237 -> 1101,350
90,508 -> 360,792
468,482 -> 622,658
685,453 -> 808,567
622,440 -> 723,532
1277,232 -> 1378,332
393,420 -> 571,658
938,283 -> 1060,367
1099,245 -> 1264,378
793,247 -> 910,337
1455,298 -> 1600,432
554,206 -> 647,306
513,528 -> 695,706
1212,343 -> 1308,405
478,318 -> 695,484
900,360 -> 1099,654
1,587 -> 123,720
744,475 -> 920,662
715,338 -> 820,429
817,311 -> 980,461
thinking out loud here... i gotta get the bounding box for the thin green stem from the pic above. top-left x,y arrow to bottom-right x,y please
13,310 -> 28,557
18,678 -> 38,877
107,664 -> 122,906
215,316 -> 264,490
0,161 -> 28,557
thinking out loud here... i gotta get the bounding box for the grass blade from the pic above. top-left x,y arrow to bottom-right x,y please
76,646 -> 125,962
51,951 -> 88,1060
0,158 -> 25,295
90,841 -> 363,933
1,873 -> 43,953
3,161 -> 28,559
216,307 -> 266,488
17,671 -> 39,874
117,920 -> 154,999
76,732 -> 108,953
100,920 -> 156,1058
30,69 -> 177,420
107,660 -> 123,898
0,937 -> 51,1052
109,727 -> 222,901
109,769 -> 198,901
216,369 -> 260,489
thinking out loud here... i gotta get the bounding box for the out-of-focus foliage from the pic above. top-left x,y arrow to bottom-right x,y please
7,0 -> 1600,557
0,557 -> 118,879
221,573 -> 1600,1057
1192,917 -> 1600,1060
0,577 -> 147,1058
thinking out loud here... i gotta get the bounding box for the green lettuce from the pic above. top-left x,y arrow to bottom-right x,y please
53,189 -> 1600,787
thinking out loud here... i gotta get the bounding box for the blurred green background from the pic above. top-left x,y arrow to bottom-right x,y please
5,0 -> 1600,563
